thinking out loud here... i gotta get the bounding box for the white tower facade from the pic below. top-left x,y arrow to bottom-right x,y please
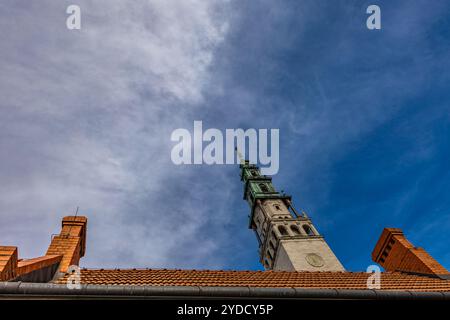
240,162 -> 344,272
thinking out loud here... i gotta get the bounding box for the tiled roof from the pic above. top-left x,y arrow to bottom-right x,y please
54,269 -> 450,292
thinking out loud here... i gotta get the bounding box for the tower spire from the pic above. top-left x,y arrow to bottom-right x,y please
234,147 -> 245,165
239,161 -> 345,271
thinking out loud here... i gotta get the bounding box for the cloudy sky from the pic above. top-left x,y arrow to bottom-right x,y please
1,0 -> 450,272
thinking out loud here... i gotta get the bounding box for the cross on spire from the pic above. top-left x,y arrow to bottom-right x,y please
234,147 -> 245,165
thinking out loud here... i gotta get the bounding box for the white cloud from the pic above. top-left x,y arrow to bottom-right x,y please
0,0 -> 232,268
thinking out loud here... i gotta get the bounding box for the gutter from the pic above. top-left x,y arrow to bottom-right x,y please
0,282 -> 449,300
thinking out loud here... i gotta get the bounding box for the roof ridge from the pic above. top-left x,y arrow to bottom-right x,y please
74,268 -> 395,275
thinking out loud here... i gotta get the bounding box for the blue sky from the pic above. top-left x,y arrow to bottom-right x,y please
1,0 -> 450,272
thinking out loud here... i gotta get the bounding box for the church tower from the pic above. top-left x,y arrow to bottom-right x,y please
240,161 -> 345,271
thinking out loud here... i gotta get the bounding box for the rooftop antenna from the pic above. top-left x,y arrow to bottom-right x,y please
65,206 -> 79,238
51,206 -> 80,241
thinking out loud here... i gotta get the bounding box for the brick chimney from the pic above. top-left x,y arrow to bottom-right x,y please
0,246 -> 18,281
372,228 -> 449,278
46,216 -> 87,273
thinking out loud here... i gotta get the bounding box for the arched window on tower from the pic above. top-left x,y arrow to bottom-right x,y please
274,204 -> 281,211
278,225 -> 288,236
290,225 -> 301,235
259,183 -> 269,193
303,224 -> 315,236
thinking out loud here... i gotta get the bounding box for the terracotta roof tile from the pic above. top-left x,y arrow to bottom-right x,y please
54,269 -> 450,291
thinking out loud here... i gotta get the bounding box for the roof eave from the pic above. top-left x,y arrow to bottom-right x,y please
0,282 -> 449,300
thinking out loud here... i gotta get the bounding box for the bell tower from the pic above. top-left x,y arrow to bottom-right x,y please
240,161 -> 345,271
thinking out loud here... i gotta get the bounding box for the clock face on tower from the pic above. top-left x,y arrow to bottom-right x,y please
305,253 -> 325,267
